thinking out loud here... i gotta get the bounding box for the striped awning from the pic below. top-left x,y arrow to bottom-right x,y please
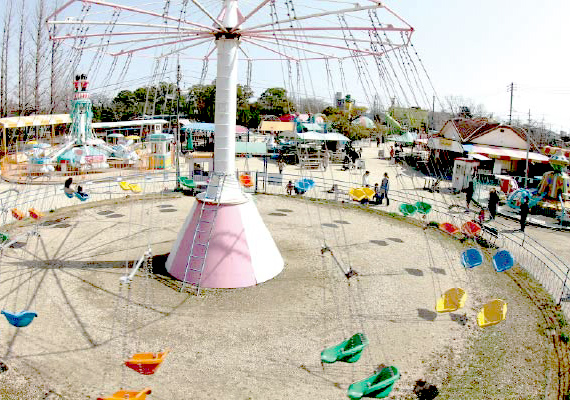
463,144 -> 549,163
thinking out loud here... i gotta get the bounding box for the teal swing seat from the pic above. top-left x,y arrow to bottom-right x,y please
321,333 -> 368,364
347,366 -> 400,399
178,177 -> 196,189
415,201 -> 432,215
1,310 -> 37,327
399,203 -> 417,216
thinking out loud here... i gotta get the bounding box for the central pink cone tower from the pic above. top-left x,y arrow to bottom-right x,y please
165,0 -> 284,288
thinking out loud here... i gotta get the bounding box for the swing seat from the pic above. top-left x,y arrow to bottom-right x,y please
492,249 -> 515,272
477,299 -> 507,328
11,209 -> 24,220
75,192 -> 89,201
178,177 -> 196,189
119,181 -> 130,191
129,183 -> 142,193
0,232 -> 9,243
125,349 -> 170,375
239,174 -> 254,188
294,178 -> 314,194
439,222 -> 460,235
399,203 -> 417,216
28,208 -> 44,220
64,189 -> 74,199
1,310 -> 37,327
349,187 -> 375,202
461,248 -> 483,269
97,388 -> 151,400
347,366 -> 400,399
415,201 -> 432,215
349,188 -> 366,202
435,288 -> 467,313
321,333 -> 368,364
461,221 -> 481,237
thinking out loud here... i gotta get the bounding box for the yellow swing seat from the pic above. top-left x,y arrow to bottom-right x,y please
435,288 -> 467,313
97,387 -> 151,400
477,299 -> 507,328
119,181 -> 130,191
129,183 -> 142,193
125,349 -> 170,375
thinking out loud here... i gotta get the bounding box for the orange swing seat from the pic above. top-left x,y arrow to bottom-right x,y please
239,174 -> 253,188
125,349 -> 170,375
11,208 -> 24,220
97,388 -> 151,400
28,208 -> 44,220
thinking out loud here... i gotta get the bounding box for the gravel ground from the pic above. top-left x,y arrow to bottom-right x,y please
0,194 -> 552,399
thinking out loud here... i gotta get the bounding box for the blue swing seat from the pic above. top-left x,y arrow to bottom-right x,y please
64,191 -> 73,199
75,192 -> 89,201
1,310 -> 38,327
321,333 -> 368,364
347,366 -> 400,399
461,248 -> 483,269
492,249 -> 515,273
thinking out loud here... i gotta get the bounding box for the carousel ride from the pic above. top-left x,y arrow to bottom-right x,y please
26,74 -> 139,175
506,150 -> 570,222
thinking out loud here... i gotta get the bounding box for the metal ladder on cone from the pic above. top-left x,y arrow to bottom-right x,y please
180,173 -> 227,295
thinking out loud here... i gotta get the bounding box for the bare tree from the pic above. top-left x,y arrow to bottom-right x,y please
18,0 -> 26,115
1,1 -> 13,116
33,0 -> 46,113
295,97 -> 330,114
444,95 -> 489,119
49,1 -> 66,113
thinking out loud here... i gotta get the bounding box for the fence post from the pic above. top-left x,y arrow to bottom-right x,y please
558,269 -> 570,305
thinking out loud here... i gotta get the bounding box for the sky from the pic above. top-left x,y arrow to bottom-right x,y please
400,0 -> 570,133
2,0 -> 570,133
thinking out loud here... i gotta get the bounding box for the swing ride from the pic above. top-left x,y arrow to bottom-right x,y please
0,0 -> 547,397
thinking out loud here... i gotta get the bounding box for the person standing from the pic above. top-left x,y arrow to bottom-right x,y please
379,173 -> 389,206
520,196 -> 529,232
488,188 -> 500,220
277,158 -> 285,175
376,136 -> 380,147
373,183 -> 380,204
362,170 -> 370,187
322,150 -> 330,171
465,181 -> 474,211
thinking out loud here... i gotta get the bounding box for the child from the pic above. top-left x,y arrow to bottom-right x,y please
286,180 -> 294,195
478,209 -> 485,225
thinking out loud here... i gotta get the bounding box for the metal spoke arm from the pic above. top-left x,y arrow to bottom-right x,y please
243,3 -> 383,31
109,36 -> 212,56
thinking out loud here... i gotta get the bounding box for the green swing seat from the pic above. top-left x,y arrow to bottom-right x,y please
399,203 -> 417,216
178,177 -> 196,189
415,201 -> 432,215
0,232 -> 9,243
347,366 -> 400,399
321,333 -> 369,364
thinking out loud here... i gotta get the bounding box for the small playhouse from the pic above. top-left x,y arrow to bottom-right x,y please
147,133 -> 173,169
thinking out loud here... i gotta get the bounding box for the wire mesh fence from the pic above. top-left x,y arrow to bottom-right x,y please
0,168 -> 568,317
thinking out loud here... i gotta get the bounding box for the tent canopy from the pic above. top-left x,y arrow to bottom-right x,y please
282,131 -> 349,142
0,114 -> 71,128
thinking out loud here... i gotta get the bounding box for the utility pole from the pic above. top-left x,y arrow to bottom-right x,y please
431,95 -> 435,131
525,109 -> 531,188
174,60 -> 182,191
508,82 -> 514,125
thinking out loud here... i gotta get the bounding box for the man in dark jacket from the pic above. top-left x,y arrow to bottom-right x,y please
488,188 -> 500,220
